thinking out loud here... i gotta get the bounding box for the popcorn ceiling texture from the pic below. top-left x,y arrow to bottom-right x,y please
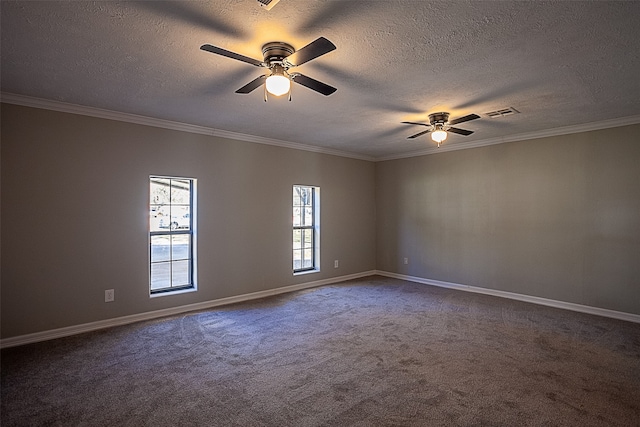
2,1 -> 639,158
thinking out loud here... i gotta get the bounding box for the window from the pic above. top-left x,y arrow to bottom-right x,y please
293,185 -> 319,274
149,176 -> 196,295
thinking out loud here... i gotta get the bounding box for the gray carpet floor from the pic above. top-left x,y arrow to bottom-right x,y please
2,276 -> 640,426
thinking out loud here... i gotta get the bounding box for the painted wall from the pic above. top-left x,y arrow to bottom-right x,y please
1,103 -> 376,338
376,124 -> 640,315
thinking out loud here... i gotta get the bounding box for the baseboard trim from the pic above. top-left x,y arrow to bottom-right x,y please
5,270 -> 637,348
376,271 -> 640,324
0,271 -> 376,349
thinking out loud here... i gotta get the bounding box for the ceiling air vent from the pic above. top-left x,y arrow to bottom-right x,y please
485,107 -> 520,118
256,0 -> 281,10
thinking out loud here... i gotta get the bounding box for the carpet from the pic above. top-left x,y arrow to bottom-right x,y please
2,276 -> 639,426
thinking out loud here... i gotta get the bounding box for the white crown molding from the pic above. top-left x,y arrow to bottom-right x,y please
0,92 -> 375,162
376,271 -> 640,324
4,92 -> 639,163
377,114 -> 640,161
0,271 -> 375,349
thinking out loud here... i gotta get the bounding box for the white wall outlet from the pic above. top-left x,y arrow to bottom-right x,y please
334,260 -> 339,268
105,289 -> 114,303
404,257 -> 409,265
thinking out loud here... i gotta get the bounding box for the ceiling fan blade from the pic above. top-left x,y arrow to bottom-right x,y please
235,75 -> 267,93
408,129 -> 432,139
447,127 -> 474,136
285,37 -> 336,67
200,44 -> 264,67
449,113 -> 480,125
401,121 -> 430,127
291,73 -> 337,96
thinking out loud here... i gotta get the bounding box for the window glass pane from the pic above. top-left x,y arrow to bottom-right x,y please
150,178 -> 170,205
172,260 -> 190,286
293,230 -> 302,250
172,235 -> 191,261
303,230 -> 313,246
293,188 -> 301,207
155,206 -> 171,230
171,179 -> 191,204
302,188 -> 311,205
293,207 -> 301,226
150,262 -> 171,290
171,206 -> 190,230
303,249 -> 313,268
303,207 -> 313,226
150,206 -> 162,232
293,249 -> 302,270
151,235 -> 171,263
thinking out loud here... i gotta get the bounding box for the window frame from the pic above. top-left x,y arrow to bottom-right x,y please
149,176 -> 197,296
293,185 -> 320,275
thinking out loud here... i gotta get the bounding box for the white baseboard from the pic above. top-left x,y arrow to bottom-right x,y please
376,270 -> 640,324
0,271 -> 376,349
4,270 -> 637,348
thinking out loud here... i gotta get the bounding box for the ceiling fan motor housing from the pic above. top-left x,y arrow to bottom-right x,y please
262,42 -> 294,65
429,112 -> 450,125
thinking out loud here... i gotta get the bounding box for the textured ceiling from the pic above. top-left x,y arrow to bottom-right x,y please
2,1 -> 640,159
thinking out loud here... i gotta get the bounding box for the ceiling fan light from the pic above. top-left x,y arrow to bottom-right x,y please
431,129 -> 447,143
265,74 -> 290,96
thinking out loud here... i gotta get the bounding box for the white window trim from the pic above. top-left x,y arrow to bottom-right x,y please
293,185 -> 320,275
149,176 -> 198,297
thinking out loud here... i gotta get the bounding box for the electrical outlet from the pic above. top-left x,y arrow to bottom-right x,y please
334,260 -> 339,268
404,257 -> 409,265
105,289 -> 114,303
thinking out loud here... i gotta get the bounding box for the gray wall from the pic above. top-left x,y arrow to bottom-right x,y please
3,102 -> 639,340
376,124 -> 640,315
1,103 -> 376,338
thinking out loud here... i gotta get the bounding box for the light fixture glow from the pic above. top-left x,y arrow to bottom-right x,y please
265,73 -> 290,96
431,129 -> 447,144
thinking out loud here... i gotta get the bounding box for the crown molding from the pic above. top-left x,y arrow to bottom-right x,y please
4,92 -> 639,163
0,92 -> 375,162
376,114 -> 640,161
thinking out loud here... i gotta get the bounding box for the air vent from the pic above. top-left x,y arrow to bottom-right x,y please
485,107 -> 520,118
256,0 -> 280,10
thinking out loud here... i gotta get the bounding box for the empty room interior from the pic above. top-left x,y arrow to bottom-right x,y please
1,1 -> 639,426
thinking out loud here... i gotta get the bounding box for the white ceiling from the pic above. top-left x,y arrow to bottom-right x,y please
2,0 -> 640,159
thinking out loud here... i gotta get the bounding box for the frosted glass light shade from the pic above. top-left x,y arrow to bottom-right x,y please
431,129 -> 447,143
266,74 -> 290,96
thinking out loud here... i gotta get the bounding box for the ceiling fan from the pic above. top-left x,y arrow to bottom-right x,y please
200,37 -> 337,101
402,112 -> 480,147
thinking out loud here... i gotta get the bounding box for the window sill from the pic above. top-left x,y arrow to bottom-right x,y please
293,268 -> 320,277
150,286 -> 197,298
